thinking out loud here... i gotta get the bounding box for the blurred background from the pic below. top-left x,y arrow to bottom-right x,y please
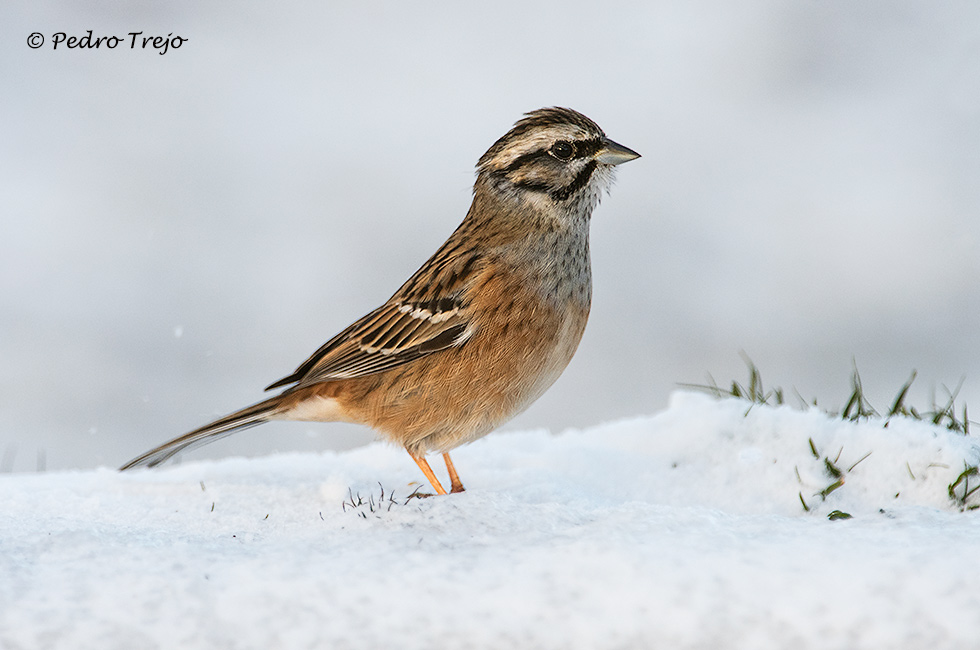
2,1 -> 978,471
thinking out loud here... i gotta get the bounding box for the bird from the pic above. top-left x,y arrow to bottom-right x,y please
120,107 -> 639,495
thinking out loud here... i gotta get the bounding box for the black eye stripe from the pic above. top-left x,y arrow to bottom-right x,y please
574,138 -> 603,158
500,137 -> 605,174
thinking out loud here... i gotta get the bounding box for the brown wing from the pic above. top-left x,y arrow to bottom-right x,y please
266,247 -> 483,391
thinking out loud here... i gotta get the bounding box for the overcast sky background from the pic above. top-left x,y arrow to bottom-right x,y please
2,1 -> 978,471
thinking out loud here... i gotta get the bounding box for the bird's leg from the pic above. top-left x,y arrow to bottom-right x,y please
443,452 -> 465,493
408,452 -> 447,495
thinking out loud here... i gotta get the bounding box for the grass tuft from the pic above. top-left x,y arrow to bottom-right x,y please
694,354 -> 978,515
689,355 -> 974,433
342,483 -> 400,518
841,362 -> 878,421
681,352 -> 786,411
948,465 -> 980,511
341,483 -> 430,518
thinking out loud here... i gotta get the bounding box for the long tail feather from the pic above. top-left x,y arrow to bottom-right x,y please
120,396 -> 285,470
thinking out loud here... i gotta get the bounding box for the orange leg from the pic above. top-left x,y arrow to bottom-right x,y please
409,453 -> 447,495
443,452 -> 466,493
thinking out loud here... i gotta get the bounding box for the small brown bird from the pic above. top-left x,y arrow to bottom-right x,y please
121,107 -> 639,494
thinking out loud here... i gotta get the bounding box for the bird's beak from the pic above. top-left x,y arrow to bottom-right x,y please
595,138 -> 641,165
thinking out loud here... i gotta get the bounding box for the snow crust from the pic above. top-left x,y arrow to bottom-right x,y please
4,392 -> 980,649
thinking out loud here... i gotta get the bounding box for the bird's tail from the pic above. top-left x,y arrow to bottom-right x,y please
120,396 -> 286,470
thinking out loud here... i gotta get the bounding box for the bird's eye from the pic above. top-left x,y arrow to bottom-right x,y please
550,141 -> 574,161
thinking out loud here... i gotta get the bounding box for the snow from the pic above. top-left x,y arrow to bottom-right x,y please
4,391 -> 980,649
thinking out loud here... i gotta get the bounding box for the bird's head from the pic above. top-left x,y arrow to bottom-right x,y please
476,107 -> 640,209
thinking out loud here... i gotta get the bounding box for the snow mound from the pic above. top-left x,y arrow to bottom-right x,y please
585,391 -> 980,516
3,391 -> 980,649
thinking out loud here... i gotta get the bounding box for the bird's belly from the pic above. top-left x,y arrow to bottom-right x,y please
334,297 -> 589,455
